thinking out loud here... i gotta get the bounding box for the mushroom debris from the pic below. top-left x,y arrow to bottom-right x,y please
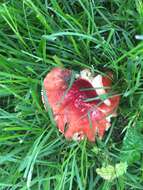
42,67 -> 120,142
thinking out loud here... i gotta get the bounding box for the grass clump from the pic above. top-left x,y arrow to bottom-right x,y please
0,0 -> 143,189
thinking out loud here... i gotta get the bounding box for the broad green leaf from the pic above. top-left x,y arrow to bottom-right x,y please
96,162 -> 127,181
120,127 -> 143,164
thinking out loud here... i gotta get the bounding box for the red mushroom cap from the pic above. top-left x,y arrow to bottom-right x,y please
42,67 -> 120,142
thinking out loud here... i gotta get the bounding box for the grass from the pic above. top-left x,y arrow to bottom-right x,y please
0,0 -> 143,189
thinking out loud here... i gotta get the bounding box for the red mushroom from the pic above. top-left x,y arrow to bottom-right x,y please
42,67 -> 120,142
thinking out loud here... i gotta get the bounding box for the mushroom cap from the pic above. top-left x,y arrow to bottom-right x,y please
42,67 -> 120,142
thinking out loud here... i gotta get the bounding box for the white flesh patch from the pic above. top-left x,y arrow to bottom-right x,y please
80,69 -> 92,82
72,132 -> 84,141
80,70 -> 111,106
105,115 -> 112,131
106,115 -> 111,123
91,75 -> 111,106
